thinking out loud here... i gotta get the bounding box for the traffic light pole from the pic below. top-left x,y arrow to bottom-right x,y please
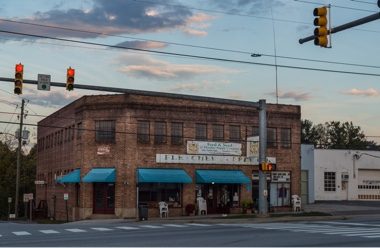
299,12 -> 380,44
258,99 -> 268,215
15,98 -> 25,218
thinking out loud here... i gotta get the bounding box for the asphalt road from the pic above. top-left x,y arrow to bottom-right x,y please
2,217 -> 380,246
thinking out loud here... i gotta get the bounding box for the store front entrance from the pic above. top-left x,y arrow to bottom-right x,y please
93,183 -> 115,214
196,184 -> 240,214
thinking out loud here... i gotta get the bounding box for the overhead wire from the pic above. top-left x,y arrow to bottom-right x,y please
293,0 -> 378,12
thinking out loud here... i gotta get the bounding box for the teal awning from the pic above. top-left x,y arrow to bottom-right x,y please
56,169 -> 81,183
138,168 -> 192,183
82,168 -> 116,183
196,170 -> 250,184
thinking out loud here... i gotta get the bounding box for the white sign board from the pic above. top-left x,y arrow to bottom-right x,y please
23,193 -> 33,202
156,154 -> 276,165
97,145 -> 110,155
64,193 -> 69,201
187,141 -> 242,155
37,74 -> 51,91
271,171 -> 291,182
9,214 -> 16,219
34,180 -> 46,185
247,136 -> 259,158
8,197 -> 12,203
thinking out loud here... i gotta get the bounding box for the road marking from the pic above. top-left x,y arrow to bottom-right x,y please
162,224 -> 188,228
39,230 -> 60,234
65,228 -> 87,233
344,231 -> 380,236
140,225 -> 164,229
13,231 -> 31,236
91,227 -> 113,231
319,221 -> 380,227
363,235 -> 380,238
187,223 -> 212,227
116,226 -> 140,230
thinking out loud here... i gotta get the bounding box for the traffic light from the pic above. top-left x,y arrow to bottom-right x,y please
313,6 -> 329,47
259,162 -> 276,171
14,63 -> 24,95
66,67 -> 75,91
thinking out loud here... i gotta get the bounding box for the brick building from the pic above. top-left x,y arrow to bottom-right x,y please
36,92 -> 301,221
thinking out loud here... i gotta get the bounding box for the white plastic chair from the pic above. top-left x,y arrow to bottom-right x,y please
159,201 -> 169,218
292,195 -> 301,212
197,197 -> 207,215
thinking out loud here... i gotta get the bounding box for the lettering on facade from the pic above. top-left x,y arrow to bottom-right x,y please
157,154 -> 276,165
187,141 -> 242,155
97,145 -> 110,155
271,171 -> 291,182
246,136 -> 259,158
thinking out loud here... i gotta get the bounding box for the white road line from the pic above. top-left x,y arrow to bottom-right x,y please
140,225 -> 164,229
39,230 -> 60,234
162,224 -> 188,228
187,223 -> 212,227
320,221 -> 380,227
116,226 -> 140,230
363,235 -> 380,238
13,231 -> 31,236
65,228 -> 87,233
344,231 -> 380,236
91,227 -> 113,231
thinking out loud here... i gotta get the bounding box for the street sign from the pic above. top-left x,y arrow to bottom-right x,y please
34,180 -> 46,185
37,74 -> 51,91
23,193 -> 33,202
64,193 -> 69,201
9,214 -> 15,219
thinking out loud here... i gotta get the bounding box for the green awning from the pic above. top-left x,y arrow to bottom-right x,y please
82,168 -> 116,183
56,169 -> 81,183
196,170 -> 250,184
137,168 -> 192,183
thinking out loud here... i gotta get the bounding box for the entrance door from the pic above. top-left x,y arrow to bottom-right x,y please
93,183 -> 115,214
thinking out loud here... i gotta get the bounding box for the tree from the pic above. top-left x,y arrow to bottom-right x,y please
301,119 -> 379,150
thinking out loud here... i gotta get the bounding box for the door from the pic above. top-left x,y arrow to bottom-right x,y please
301,170 -> 308,206
93,183 -> 115,214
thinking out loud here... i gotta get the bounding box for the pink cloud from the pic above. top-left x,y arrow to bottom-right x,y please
344,88 -> 379,97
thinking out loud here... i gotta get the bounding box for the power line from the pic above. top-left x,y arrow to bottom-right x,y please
348,0 -> 377,5
2,29 -> 380,77
293,0 -> 378,12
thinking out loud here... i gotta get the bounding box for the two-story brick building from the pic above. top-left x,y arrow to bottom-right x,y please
36,91 -> 301,221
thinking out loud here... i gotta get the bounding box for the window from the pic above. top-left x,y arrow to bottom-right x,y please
154,122 -> 167,144
267,128 -> 277,148
77,122 -> 83,140
247,126 -> 259,137
171,122 -> 183,145
195,123 -> 207,140
139,183 -> 181,205
212,124 -> 224,141
324,172 -> 336,191
137,121 -> 150,144
281,128 -> 291,148
95,120 -> 115,143
229,125 -> 241,142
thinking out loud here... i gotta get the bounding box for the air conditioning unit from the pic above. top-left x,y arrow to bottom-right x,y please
341,173 -> 349,181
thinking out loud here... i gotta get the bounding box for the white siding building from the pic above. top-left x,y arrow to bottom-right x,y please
301,145 -> 380,202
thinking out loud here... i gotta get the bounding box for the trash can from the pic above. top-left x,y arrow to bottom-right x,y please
138,203 -> 148,221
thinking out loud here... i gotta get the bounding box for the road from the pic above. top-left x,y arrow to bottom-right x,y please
1,217 -> 380,246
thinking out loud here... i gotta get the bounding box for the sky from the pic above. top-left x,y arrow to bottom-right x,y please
0,0 -> 379,148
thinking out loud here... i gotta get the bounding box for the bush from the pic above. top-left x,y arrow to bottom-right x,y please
185,204 -> 195,215
241,199 -> 253,209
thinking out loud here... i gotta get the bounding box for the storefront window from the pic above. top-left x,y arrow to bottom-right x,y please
139,183 -> 181,206
269,183 -> 291,207
324,172 -> 336,191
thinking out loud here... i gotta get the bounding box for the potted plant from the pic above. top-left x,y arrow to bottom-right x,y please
185,203 -> 195,216
241,199 -> 253,214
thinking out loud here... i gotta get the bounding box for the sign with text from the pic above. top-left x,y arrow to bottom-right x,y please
247,136 -> 259,158
64,193 -> 69,201
187,141 -> 242,155
156,154 -> 276,165
23,193 -> 33,202
37,74 -> 51,91
97,145 -> 110,155
271,171 -> 291,182
34,180 -> 46,185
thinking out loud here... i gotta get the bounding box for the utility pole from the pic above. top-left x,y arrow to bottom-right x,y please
258,99 -> 268,215
15,98 -> 25,218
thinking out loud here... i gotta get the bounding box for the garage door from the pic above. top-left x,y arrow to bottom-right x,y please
357,169 -> 380,200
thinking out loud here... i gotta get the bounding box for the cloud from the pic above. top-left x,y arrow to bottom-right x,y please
167,80 -> 230,93
208,0 -> 285,15
267,90 -> 312,101
116,54 -> 236,80
21,88 -> 82,108
115,40 -> 167,49
0,1 -> 214,41
344,88 -> 379,97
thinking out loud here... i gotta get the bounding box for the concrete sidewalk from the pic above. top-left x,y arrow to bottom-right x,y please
304,201 -> 380,216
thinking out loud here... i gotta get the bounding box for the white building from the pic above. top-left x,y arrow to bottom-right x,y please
301,145 -> 380,203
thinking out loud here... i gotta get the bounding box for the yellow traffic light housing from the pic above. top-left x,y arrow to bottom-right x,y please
14,63 -> 24,95
260,162 -> 276,171
313,6 -> 329,47
66,67 -> 75,91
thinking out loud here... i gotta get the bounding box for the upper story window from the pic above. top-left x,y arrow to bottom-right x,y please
195,123 -> 207,140
154,122 -> 167,144
281,128 -> 291,148
247,126 -> 259,137
212,124 -> 224,141
229,125 -> 241,142
171,122 -> 183,145
324,172 -> 336,191
137,121 -> 150,144
95,120 -> 115,143
77,122 -> 83,140
267,127 -> 277,148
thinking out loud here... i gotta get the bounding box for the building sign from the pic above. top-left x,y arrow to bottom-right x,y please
271,171 -> 291,182
362,180 -> 380,185
64,193 -> 69,201
97,145 -> 110,155
34,180 -> 46,185
247,136 -> 259,158
23,193 -> 33,202
187,141 -> 242,155
156,154 -> 276,165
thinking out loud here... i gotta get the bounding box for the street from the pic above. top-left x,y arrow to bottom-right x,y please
2,217 -> 380,246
